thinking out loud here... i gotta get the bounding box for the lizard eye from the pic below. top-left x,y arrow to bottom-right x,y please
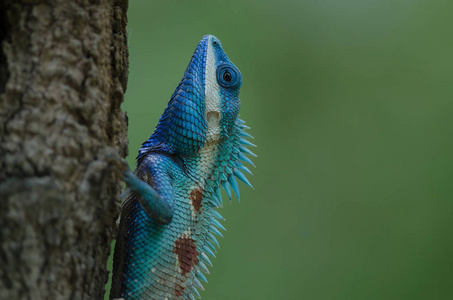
216,64 -> 241,88
223,71 -> 232,82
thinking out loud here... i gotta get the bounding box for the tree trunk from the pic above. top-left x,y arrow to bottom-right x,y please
0,0 -> 129,299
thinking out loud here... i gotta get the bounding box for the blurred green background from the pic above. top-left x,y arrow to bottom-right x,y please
105,0 -> 453,299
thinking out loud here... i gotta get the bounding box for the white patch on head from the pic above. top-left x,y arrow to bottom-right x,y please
189,36 -> 222,197
204,36 -> 222,142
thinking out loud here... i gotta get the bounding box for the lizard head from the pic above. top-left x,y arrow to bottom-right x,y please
139,35 -> 243,156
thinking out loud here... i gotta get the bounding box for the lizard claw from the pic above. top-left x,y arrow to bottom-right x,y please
107,157 -> 131,180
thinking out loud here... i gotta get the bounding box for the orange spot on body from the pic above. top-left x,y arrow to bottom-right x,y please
190,189 -> 203,213
173,237 -> 199,276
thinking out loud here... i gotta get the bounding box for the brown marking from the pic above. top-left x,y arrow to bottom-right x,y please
190,188 -> 203,213
173,237 -> 199,276
175,283 -> 184,297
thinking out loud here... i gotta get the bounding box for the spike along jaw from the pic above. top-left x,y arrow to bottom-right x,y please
200,35 -> 256,205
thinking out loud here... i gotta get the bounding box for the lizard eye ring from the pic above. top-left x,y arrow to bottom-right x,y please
216,64 -> 241,88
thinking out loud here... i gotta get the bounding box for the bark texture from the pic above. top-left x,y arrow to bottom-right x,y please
0,0 -> 129,299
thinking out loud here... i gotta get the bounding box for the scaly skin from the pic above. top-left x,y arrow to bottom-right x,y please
110,35 -> 255,300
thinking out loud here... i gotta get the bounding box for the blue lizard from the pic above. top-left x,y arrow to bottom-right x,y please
110,35 -> 255,300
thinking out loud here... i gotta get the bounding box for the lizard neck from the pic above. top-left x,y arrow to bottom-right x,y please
184,139 -> 221,189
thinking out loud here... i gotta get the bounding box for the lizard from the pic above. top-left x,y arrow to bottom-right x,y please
110,35 -> 256,300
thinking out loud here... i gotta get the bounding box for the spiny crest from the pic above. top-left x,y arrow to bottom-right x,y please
213,118 -> 255,199
189,118 -> 255,298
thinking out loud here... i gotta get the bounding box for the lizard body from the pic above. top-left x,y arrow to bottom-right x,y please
110,35 -> 255,300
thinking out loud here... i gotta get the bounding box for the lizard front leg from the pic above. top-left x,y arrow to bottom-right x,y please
113,158 -> 174,225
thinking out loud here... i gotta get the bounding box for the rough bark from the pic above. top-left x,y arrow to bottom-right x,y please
0,0 -> 129,299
